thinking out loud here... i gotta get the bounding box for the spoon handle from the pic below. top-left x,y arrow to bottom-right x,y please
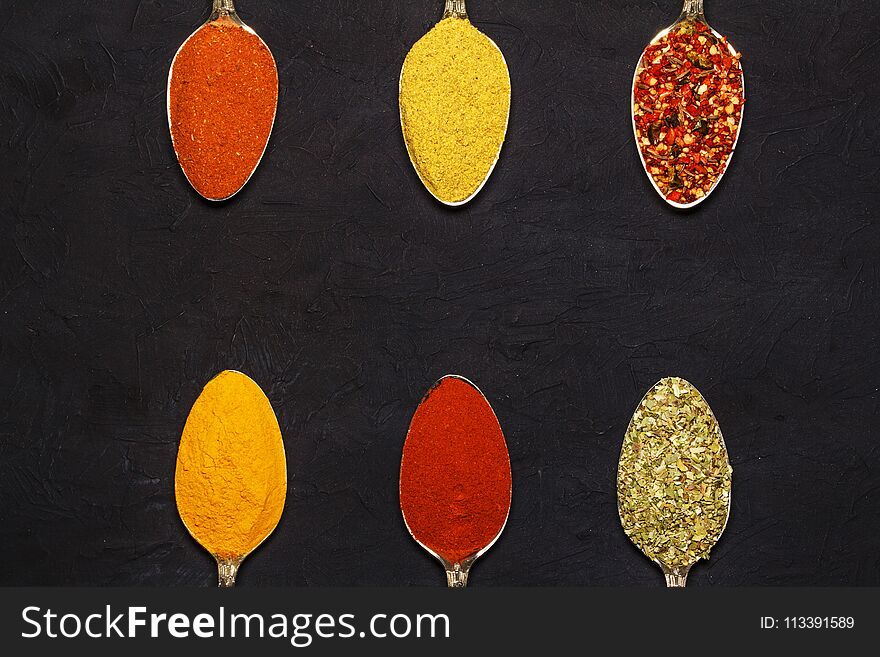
216,556 -> 243,587
209,0 -> 244,27
213,0 -> 236,13
438,554 -> 477,587
445,564 -> 470,588
443,0 -> 468,19
210,0 -> 239,20
679,0 -> 706,21
661,564 -> 691,588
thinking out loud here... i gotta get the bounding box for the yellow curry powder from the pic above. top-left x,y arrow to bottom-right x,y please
175,370 -> 287,560
400,17 -> 511,203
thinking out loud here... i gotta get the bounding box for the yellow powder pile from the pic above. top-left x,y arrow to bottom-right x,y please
175,370 -> 287,560
400,17 -> 511,204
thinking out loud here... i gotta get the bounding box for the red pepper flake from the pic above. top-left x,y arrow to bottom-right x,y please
633,21 -> 744,205
169,19 -> 278,200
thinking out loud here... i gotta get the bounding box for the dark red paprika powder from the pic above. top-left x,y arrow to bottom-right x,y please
399,376 -> 512,570
168,17 -> 278,200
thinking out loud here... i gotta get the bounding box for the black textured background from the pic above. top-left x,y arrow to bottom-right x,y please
1,0 -> 878,586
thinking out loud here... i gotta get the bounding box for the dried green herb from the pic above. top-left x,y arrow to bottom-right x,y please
686,51 -> 714,70
677,21 -> 698,36
617,377 -> 732,569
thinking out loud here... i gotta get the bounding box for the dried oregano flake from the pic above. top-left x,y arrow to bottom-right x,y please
617,377 -> 732,568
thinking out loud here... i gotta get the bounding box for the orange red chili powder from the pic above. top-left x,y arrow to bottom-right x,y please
168,18 -> 278,200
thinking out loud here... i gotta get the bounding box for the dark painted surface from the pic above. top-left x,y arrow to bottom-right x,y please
0,0 -> 878,586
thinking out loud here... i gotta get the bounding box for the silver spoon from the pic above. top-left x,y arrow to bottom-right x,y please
399,375 -> 512,587
617,377 -> 733,587
167,0 -> 278,201
631,0 -> 745,209
175,370 -> 288,587
399,1 -> 511,206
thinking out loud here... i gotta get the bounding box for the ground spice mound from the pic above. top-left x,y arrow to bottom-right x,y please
175,371 -> 287,560
169,19 -> 278,200
633,21 -> 744,205
617,377 -> 732,568
400,17 -> 510,204
400,377 -> 512,565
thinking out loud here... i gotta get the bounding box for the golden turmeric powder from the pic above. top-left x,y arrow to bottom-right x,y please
400,16 -> 511,204
175,370 -> 287,571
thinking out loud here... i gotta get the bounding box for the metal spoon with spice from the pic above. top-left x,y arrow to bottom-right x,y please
617,377 -> 732,587
399,375 -> 512,587
631,0 -> 745,208
175,371 -> 287,587
168,0 -> 278,201
399,1 -> 511,206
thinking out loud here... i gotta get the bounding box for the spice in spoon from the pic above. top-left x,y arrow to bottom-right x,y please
633,20 -> 744,205
400,376 -> 512,585
168,13 -> 278,201
399,10 -> 511,204
175,370 -> 287,586
617,377 -> 732,576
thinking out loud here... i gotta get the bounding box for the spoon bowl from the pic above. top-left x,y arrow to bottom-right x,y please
399,1 -> 511,206
167,0 -> 278,201
631,0 -> 745,209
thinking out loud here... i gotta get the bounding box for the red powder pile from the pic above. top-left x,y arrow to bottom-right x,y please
400,376 -> 512,565
168,19 -> 278,200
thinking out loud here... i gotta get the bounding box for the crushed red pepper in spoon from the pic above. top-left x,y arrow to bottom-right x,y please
168,2 -> 278,201
399,375 -> 512,587
633,16 -> 744,206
